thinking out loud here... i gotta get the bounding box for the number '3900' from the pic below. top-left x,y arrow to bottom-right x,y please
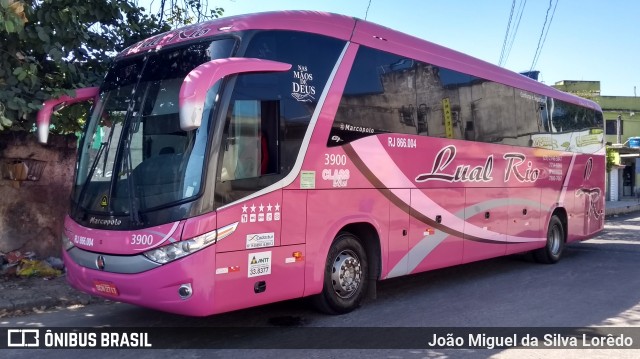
131,234 -> 153,245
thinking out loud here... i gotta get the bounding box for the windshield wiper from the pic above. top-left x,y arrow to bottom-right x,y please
101,122 -> 116,181
116,56 -> 153,226
122,83 -> 152,226
122,115 -> 142,225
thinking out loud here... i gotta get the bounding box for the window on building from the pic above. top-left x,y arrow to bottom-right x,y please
606,119 -> 622,135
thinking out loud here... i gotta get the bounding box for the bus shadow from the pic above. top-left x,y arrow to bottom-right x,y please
111,238 -> 640,332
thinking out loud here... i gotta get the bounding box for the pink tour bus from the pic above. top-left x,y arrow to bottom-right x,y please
37,11 -> 605,316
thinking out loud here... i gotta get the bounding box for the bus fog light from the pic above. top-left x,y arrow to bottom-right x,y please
178,284 -> 192,299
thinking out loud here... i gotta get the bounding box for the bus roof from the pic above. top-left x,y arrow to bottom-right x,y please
120,11 -> 601,112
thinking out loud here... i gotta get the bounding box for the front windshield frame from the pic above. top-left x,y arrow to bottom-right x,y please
72,37 -> 237,220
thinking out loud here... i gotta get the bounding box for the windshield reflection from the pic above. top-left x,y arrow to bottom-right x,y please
73,38 -> 236,217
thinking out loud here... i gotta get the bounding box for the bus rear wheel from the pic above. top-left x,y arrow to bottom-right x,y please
534,215 -> 565,264
312,232 -> 369,314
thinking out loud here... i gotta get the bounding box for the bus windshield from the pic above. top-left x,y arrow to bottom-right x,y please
74,38 -> 236,216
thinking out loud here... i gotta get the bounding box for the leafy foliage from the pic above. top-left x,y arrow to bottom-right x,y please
0,0 -> 223,133
158,0 -> 224,27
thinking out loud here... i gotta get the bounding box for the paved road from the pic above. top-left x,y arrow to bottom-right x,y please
2,214 -> 640,358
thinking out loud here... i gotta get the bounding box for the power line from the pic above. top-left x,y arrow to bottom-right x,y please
502,0 -> 528,66
529,0 -> 553,71
498,0 -> 517,66
531,0 -> 559,70
365,0 -> 372,20
530,0 -> 559,72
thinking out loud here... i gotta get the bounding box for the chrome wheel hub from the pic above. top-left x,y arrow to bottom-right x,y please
549,225 -> 561,255
331,249 -> 362,299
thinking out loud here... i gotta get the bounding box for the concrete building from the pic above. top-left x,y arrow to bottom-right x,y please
554,81 -> 640,201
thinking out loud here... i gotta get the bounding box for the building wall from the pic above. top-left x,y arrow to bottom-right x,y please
554,80 -> 601,97
603,111 -> 640,145
0,133 -> 77,257
598,97 -> 640,199
609,168 -> 620,201
598,96 -> 640,111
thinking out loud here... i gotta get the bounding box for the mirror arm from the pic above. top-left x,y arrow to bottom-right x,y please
179,58 -> 292,131
37,87 -> 99,143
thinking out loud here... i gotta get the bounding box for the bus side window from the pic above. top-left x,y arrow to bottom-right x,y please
215,31 -> 344,206
329,47 -> 418,146
220,100 -> 277,181
214,86 -> 283,205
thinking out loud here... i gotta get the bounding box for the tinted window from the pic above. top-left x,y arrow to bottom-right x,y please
331,46 -> 518,145
330,46 -> 602,153
215,31 -> 344,206
550,100 -> 598,133
414,65 -> 476,140
330,47 -> 417,146
510,91 -> 548,147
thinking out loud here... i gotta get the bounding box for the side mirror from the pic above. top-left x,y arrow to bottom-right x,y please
37,87 -> 99,143
179,58 -> 292,131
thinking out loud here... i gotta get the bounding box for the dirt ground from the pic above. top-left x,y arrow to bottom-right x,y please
0,273 -> 107,318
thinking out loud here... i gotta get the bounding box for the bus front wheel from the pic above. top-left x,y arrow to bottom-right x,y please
312,232 -> 369,314
534,215 -> 565,264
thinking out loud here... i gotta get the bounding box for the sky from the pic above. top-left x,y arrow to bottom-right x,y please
144,0 -> 639,97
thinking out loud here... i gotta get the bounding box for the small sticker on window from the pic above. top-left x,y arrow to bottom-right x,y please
300,171 -> 315,189
291,65 -> 316,102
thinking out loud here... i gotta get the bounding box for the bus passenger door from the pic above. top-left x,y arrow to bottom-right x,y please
407,188 -> 464,274
213,189 -> 306,314
212,95 -> 305,313
463,188 -> 507,263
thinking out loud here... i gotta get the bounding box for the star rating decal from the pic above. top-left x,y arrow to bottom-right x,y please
240,202 -> 281,223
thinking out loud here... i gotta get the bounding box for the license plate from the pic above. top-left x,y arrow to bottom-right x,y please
93,280 -> 119,296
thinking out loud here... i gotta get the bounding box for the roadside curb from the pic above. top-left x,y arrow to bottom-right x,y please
605,202 -> 640,218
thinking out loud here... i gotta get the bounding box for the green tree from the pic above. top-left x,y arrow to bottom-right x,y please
0,0 -> 223,133
156,0 -> 224,28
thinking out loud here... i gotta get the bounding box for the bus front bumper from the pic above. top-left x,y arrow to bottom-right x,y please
63,245 -> 218,316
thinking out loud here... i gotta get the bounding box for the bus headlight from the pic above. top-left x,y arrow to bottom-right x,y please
143,230 -> 217,264
142,222 -> 238,265
62,232 -> 74,251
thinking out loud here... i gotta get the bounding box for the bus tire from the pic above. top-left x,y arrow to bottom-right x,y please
534,215 -> 565,264
312,232 -> 369,314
